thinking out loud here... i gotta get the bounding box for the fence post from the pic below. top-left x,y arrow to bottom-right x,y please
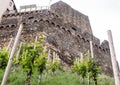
107,30 -> 120,85
6,38 -> 13,51
80,52 -> 84,61
1,24 -> 23,85
90,41 -> 94,58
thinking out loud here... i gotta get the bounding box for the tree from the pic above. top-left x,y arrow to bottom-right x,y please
34,45 -> 47,85
20,43 -> 37,85
50,58 -> 60,76
87,58 -> 100,85
72,51 -> 101,85
84,51 -> 101,85
0,51 -> 9,70
72,59 -> 87,85
13,35 -> 48,85
33,35 -> 48,85
46,52 -> 60,76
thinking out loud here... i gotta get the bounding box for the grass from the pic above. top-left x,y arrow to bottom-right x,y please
0,68 -> 115,85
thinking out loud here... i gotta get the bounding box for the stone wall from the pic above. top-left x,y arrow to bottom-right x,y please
51,1 -> 93,35
0,1 -> 113,76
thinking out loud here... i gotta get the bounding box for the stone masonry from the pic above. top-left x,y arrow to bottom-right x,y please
0,1 -> 113,76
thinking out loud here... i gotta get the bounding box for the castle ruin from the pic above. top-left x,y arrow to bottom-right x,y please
0,1 -> 113,76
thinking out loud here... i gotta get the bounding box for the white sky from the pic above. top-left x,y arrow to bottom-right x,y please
14,0 -> 120,65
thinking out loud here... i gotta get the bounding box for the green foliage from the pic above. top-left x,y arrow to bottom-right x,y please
12,55 -> 18,65
72,59 -> 79,73
18,35 -> 46,73
98,74 -> 115,85
46,52 -> 60,75
0,69 -> 115,85
79,62 -> 87,78
0,51 -> 9,70
34,51 -> 47,74
20,44 -> 36,72
15,35 -> 47,85
34,36 -> 47,76
50,59 -> 60,73
72,51 -> 101,85
72,59 -> 87,78
87,58 -> 100,79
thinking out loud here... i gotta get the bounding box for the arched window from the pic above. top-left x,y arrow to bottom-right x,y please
71,27 -> 77,31
5,9 -> 10,13
9,1 -> 12,7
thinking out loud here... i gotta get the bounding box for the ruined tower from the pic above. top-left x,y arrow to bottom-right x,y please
51,1 -> 93,35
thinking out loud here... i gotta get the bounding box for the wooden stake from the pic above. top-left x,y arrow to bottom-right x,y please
1,24 -> 23,85
107,30 -> 120,85
16,42 -> 23,61
90,41 -> 94,58
77,53 -> 80,62
34,36 -> 38,49
53,52 -> 55,63
47,49 -> 51,62
80,52 -> 84,62
6,38 -> 13,51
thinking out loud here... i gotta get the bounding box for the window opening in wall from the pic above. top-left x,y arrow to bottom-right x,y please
45,20 -> 49,23
11,24 -> 15,28
86,40 -> 89,43
39,19 -> 43,22
56,25 -> 60,28
6,25 -> 9,28
28,16 -> 34,19
99,46 -> 102,50
106,48 -> 108,53
67,30 -> 71,34
9,1 -> 12,7
33,20 -> 38,23
62,27 -> 65,31
81,37 -> 85,42
13,5 -> 16,10
0,26 -> 4,29
103,49 -> 105,52
11,14 -> 15,16
95,44 -> 98,48
51,22 -> 55,26
71,27 -> 77,31
5,8 -> 10,13
23,22 -> 26,25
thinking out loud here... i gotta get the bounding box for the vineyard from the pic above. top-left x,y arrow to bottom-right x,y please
0,35 -> 115,85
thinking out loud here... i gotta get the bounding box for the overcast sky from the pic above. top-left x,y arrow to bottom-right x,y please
14,0 -> 120,65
